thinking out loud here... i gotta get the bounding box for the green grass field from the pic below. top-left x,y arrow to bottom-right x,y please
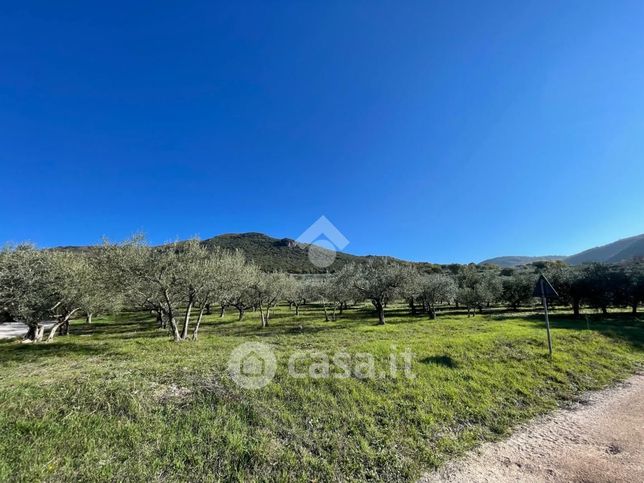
1,306 -> 643,482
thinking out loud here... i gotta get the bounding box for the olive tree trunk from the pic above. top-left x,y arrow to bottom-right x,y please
372,300 -> 385,325
192,304 -> 207,340
428,306 -> 436,320
46,309 -> 80,342
181,301 -> 194,340
23,322 -> 44,343
409,297 -> 417,316
170,317 -> 181,342
572,298 -> 581,317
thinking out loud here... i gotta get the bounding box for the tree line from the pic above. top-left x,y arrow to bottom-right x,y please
1,238 -> 643,342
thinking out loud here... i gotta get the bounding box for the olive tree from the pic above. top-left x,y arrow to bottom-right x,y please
76,245 -> 126,324
188,248 -> 254,340
580,263 -> 617,315
171,240 -> 251,341
457,267 -> 502,315
0,246 -> 107,342
0,245 -> 53,342
418,273 -> 457,319
45,251 -> 100,341
177,240 -> 219,340
457,287 -> 479,317
501,271 -> 535,310
348,258 -> 415,325
284,276 -> 310,316
399,267 -> 423,316
310,275 -> 340,322
545,264 -> 585,317
309,268 -> 360,322
115,239 -> 187,341
117,238 -> 257,341
251,271 -> 290,327
227,261 -> 261,321
332,267 -> 360,315
194,249 -> 258,334
625,261 -> 644,314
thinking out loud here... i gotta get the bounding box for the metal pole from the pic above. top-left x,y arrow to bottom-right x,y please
541,278 -> 553,357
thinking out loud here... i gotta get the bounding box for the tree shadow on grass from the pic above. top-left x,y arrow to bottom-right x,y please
206,305 -> 384,337
0,318 -> 167,357
420,355 -> 459,368
67,310 -> 360,341
70,321 -> 161,338
210,320 -> 348,338
0,340 -> 122,364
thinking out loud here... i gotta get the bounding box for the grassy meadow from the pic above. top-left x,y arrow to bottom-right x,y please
1,305 -> 643,482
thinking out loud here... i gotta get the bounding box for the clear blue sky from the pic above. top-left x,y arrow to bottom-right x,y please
1,1 -> 643,263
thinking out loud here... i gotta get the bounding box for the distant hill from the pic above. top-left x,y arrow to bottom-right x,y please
199,233 -> 448,273
479,255 -> 565,268
200,232 -> 364,273
55,232 -> 364,273
54,232 -> 443,274
56,231 -> 644,272
565,233 -> 644,265
481,233 -> 644,267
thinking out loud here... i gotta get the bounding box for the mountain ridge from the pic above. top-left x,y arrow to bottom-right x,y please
480,255 -> 566,267
53,231 -> 644,271
481,233 -> 644,267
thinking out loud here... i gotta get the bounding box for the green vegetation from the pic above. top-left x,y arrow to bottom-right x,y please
191,233 -> 365,274
1,306 -> 642,481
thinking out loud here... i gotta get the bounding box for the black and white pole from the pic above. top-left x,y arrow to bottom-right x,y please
540,278 -> 553,357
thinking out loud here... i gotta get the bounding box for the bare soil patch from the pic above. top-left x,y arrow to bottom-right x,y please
422,373 -> 644,482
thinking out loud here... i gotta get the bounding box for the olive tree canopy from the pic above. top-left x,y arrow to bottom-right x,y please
347,258 -> 416,324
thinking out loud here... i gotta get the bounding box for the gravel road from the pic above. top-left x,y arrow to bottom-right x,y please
422,373 -> 644,482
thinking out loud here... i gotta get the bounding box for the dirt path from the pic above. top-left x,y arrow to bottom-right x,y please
422,373 -> 644,483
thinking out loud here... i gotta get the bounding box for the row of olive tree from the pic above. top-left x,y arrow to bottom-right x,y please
3,239 -> 643,342
305,259 -> 644,321
2,238 -> 387,341
0,240 -> 556,340
0,239 -> 291,342
544,262 -> 644,316
297,259 -> 459,324
95,238 -> 302,339
459,260 -> 644,316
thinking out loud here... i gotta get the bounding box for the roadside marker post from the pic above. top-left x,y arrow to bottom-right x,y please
533,274 -> 558,357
